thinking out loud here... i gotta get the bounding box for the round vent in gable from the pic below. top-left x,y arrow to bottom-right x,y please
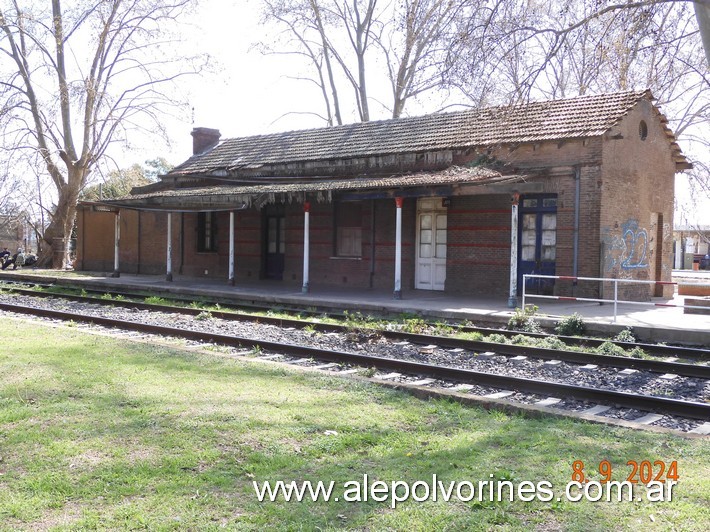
639,120 -> 648,141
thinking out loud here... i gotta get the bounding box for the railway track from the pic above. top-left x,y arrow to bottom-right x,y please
1,292 -> 708,434
2,281 -> 709,361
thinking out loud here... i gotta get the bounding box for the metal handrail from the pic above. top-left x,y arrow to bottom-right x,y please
521,274 -> 708,322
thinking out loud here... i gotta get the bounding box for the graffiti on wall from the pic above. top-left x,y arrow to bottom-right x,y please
602,219 -> 649,272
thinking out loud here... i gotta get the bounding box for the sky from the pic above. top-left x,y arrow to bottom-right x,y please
120,0 -> 708,225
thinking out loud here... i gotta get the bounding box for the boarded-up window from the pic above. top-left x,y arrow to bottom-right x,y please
335,202 -> 362,257
197,212 -> 218,252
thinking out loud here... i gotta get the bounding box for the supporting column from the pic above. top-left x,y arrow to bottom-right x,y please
111,211 -> 120,278
394,197 -> 403,299
166,211 -> 173,282
302,201 -> 310,293
228,210 -> 235,286
508,193 -> 519,308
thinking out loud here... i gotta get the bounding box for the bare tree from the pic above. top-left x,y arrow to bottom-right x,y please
0,0 -> 202,267
259,0 -> 479,122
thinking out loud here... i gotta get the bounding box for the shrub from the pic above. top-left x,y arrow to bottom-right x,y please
555,313 -> 586,336
485,333 -> 508,344
195,311 -> 212,321
596,340 -> 626,357
540,336 -> 566,350
614,327 -> 636,343
402,318 -> 427,334
629,347 -> 648,359
510,334 -> 533,345
507,306 -> 542,333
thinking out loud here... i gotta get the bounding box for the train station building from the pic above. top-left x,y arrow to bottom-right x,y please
77,90 -> 689,304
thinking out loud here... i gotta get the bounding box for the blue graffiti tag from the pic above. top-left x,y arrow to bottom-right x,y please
620,220 -> 648,269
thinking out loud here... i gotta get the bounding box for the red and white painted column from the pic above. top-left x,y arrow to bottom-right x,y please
394,197 -> 403,299
228,210 -> 236,286
166,211 -> 173,282
111,211 -> 120,278
508,193 -> 520,308
302,201 -> 311,293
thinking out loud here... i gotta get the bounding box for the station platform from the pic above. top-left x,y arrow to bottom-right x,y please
1,269 -> 708,346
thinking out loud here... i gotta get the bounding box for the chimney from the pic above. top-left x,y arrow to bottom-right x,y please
191,127 -> 221,155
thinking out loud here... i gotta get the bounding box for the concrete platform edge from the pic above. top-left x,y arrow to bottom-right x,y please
1,271 -> 708,346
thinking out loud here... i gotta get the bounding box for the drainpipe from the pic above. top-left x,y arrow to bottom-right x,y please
302,201 -> 310,293
166,212 -> 173,282
179,213 -> 185,275
228,210 -> 236,286
111,211 -> 120,278
369,200 -> 376,288
573,167 -> 581,294
137,211 -> 142,274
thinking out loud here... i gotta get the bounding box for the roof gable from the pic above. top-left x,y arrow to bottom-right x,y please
171,90 -> 686,176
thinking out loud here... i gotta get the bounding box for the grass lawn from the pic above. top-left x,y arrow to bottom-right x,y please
0,319 -> 708,531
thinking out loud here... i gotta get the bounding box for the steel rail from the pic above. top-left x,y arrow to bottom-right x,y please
2,301 -> 709,421
2,288 -> 710,379
5,281 -> 708,357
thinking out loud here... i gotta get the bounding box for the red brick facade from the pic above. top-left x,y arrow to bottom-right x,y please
77,95 -> 681,301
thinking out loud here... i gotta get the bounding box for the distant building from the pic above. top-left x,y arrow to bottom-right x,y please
78,90 -> 689,302
0,215 -> 25,252
674,225 -> 710,269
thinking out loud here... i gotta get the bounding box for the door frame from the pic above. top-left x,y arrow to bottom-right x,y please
517,194 -> 557,295
262,205 -> 286,280
415,197 -> 447,291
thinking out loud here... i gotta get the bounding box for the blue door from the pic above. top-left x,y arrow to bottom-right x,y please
518,195 -> 557,295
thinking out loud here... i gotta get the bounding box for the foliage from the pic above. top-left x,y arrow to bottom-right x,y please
401,318 -> 428,334
629,346 -> 649,359
81,159 -> 172,201
0,1 -> 202,267
539,335 -> 566,350
555,313 -> 586,337
507,305 -> 542,333
485,333 -> 509,344
195,311 -> 213,321
596,340 -> 626,357
614,327 -> 637,343
2,318 -> 709,529
510,334 -> 533,345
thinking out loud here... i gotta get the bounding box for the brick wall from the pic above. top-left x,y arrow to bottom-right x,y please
77,102 -> 677,302
599,100 -> 676,300
446,195 -> 511,295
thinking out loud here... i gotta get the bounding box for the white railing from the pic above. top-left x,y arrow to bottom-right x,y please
521,274 -> 708,322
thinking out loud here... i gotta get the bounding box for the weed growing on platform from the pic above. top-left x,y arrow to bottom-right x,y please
485,333 -> 508,344
456,331 -> 483,341
539,336 -> 566,350
554,313 -> 586,336
144,296 -> 167,305
401,318 -> 428,334
614,327 -> 637,343
510,334 -> 532,345
507,306 -> 542,333
596,340 -> 626,357
629,346 -> 650,359
432,321 -> 455,336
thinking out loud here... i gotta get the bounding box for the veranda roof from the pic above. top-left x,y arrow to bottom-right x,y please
94,166 -> 534,212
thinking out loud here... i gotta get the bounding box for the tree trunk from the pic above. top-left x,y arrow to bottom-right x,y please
37,183 -> 81,268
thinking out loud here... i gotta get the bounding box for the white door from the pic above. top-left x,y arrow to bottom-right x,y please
416,199 -> 447,290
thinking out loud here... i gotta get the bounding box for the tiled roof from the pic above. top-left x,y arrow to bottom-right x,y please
170,90 -> 686,176
108,166 -> 522,210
